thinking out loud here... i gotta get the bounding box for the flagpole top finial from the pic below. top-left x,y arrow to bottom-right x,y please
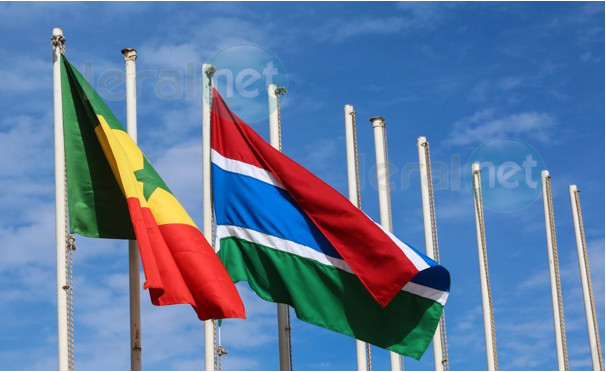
370,116 -> 386,128
471,162 -> 481,172
121,48 -> 137,61
52,28 -> 63,36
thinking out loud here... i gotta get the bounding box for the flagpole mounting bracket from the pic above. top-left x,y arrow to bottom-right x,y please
205,65 -> 217,79
51,28 -> 66,55
275,86 -> 287,96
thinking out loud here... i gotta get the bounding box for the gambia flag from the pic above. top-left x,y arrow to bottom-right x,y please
61,56 -> 245,320
211,89 -> 450,359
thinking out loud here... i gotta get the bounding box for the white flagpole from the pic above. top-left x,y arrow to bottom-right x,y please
471,162 -> 498,371
344,105 -> 369,372
202,63 -> 217,371
569,185 -> 603,371
541,170 -> 569,371
417,136 -> 447,371
268,84 -> 292,371
122,48 -> 142,371
369,116 -> 402,371
52,26 -> 69,372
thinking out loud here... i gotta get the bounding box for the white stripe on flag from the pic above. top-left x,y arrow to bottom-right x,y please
216,224 -> 448,305
376,223 -> 431,272
211,149 -> 284,189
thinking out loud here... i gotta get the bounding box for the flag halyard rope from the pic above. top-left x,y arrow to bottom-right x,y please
380,120 -> 401,370
286,305 -> 293,371
422,141 -> 449,371
275,86 -> 287,153
350,111 -> 362,211
545,176 -> 569,371
472,169 -> 498,371
274,86 -> 293,371
205,66 -> 219,371
66,234 -> 76,371
63,155 -> 75,371
57,34 -> 75,369
350,110 -> 372,371
574,190 -> 603,371
381,124 -> 393,233
216,324 -> 228,371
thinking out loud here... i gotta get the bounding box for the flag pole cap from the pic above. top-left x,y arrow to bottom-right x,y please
121,48 -> 137,61
369,116 -> 386,128
471,162 -> 481,172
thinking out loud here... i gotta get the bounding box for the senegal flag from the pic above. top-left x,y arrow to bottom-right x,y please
61,56 -> 245,320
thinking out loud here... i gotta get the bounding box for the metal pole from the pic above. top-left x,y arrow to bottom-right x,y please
268,84 -> 292,371
344,105 -> 369,372
52,27 -> 69,372
471,162 -> 498,371
122,48 -> 142,371
541,170 -> 568,371
417,136 -> 446,371
569,185 -> 603,371
202,63 -> 216,371
369,116 -> 401,371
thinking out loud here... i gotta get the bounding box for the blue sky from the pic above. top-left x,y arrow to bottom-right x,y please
0,1 -> 604,370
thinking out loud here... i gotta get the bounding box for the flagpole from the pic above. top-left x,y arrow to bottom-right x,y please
268,83 -> 292,371
417,136 -> 448,371
541,170 -> 569,371
122,48 -> 142,371
568,185 -> 603,371
52,27 -> 70,372
471,162 -> 498,371
344,105 -> 369,372
369,116 -> 401,371
202,62 -> 217,371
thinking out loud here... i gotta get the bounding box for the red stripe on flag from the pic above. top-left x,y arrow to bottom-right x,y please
211,89 -> 417,308
126,198 -> 246,320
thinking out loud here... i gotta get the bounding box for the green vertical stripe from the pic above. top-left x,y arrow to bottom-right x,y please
218,237 -> 443,360
61,56 -> 134,239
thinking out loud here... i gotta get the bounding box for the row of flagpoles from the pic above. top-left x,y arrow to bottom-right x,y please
51,28 -> 602,371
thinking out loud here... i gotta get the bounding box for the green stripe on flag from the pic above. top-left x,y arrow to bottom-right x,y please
61,56 -> 134,239
218,237 -> 443,360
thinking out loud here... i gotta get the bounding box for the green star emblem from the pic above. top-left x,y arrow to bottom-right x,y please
134,156 -> 172,200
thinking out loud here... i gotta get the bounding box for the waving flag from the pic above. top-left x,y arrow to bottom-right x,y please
61,56 -> 245,320
211,89 -> 449,358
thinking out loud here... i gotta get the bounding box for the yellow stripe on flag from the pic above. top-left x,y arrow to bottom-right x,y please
148,188 -> 196,227
94,115 -> 196,228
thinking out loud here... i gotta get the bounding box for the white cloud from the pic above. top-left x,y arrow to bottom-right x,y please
468,77 -> 525,103
220,284 -> 278,349
0,3 -> 152,27
0,58 -> 50,94
139,15 -> 281,70
517,268 -> 550,290
314,2 -> 454,43
0,114 -> 53,178
149,141 -> 203,219
444,109 -> 557,146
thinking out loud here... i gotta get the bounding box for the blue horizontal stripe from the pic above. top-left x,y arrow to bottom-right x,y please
212,164 -> 343,259
410,266 -> 450,292
400,242 -> 449,291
